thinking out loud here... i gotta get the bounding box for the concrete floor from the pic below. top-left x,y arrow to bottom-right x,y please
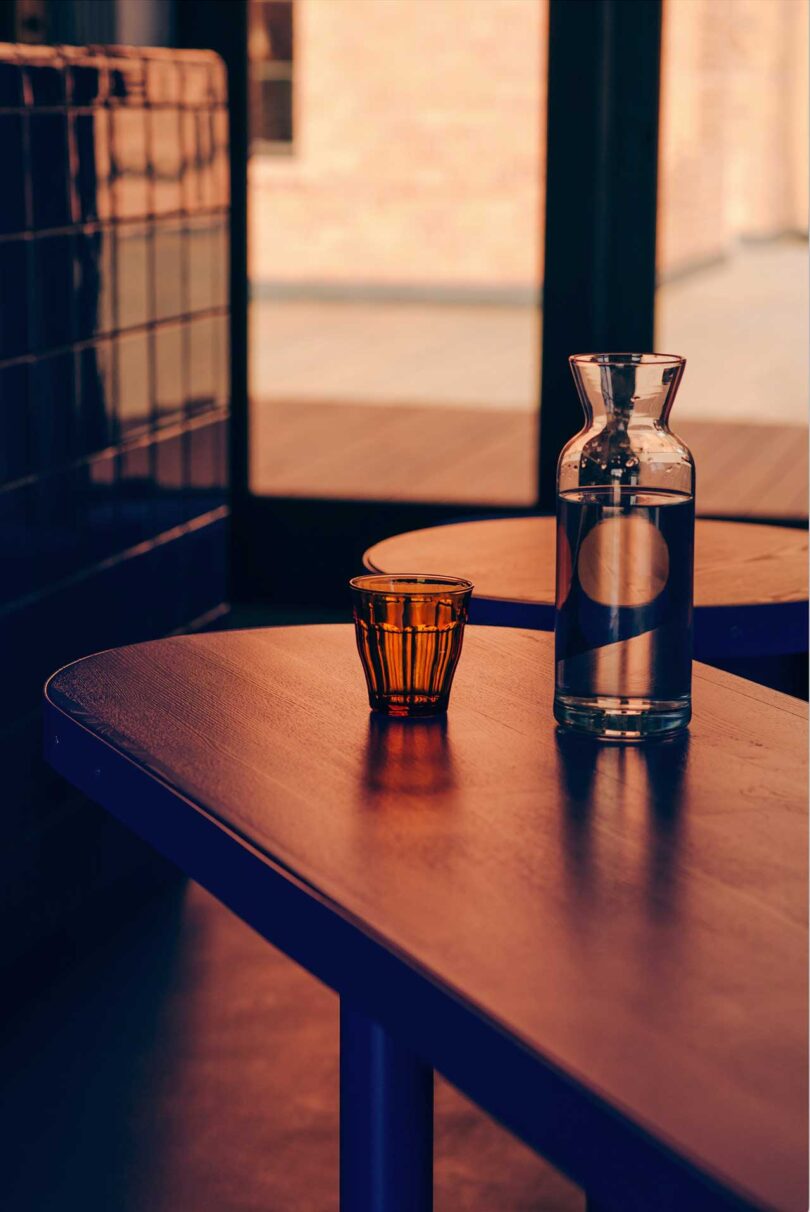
249,242 -> 808,513
1,879 -> 583,1211
250,241 -> 807,423
656,241 -> 809,425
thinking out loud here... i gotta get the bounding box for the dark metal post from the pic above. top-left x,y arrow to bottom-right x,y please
340,1001 -> 434,1212
538,0 -> 663,511
176,0 -> 250,598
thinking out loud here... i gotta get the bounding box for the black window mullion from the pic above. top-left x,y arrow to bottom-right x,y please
176,0 -> 250,600
538,0 -> 662,512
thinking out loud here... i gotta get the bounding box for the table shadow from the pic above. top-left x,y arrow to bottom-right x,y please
555,729 -> 689,918
0,883 -> 190,1212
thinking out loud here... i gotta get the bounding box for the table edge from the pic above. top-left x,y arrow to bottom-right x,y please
363,517 -> 809,611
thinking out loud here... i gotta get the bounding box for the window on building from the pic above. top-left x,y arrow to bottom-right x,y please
249,0 -> 294,152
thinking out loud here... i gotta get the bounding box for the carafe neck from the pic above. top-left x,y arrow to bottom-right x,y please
570,353 -> 686,428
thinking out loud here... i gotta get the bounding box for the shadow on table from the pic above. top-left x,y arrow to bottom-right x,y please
555,731 -> 689,919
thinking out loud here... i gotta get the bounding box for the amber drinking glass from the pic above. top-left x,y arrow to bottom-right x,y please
350,574 -> 473,717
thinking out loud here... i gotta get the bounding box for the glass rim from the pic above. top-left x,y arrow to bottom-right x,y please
350,573 -> 474,597
569,352 -> 686,368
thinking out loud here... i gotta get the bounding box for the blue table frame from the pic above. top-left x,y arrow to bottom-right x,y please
465,593 -> 809,662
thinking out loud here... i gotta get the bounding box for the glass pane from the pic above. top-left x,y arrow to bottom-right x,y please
249,0 -> 548,504
255,78 -> 293,143
255,0 -> 294,62
656,0 -> 808,520
250,0 -> 294,147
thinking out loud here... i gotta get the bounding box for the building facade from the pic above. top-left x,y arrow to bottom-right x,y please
249,0 -> 808,296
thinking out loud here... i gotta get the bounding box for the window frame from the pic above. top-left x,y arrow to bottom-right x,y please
184,0 -> 665,605
249,0 -> 294,155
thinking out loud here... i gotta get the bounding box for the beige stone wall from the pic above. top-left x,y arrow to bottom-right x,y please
249,0 -> 807,291
249,0 -> 547,291
658,0 -> 808,274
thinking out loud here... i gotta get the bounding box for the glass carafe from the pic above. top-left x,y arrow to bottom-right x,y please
554,353 -> 694,740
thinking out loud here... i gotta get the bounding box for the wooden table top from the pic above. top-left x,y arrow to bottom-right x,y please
365,517 -> 808,609
45,626 -> 808,1211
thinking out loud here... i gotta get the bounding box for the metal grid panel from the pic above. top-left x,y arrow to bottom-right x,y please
0,43 -> 230,628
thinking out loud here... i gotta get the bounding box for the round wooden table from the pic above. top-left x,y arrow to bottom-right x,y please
365,517 -> 808,660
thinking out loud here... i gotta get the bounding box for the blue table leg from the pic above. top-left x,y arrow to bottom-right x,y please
340,1001 -> 434,1212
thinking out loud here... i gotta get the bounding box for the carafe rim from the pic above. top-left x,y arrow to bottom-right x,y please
570,352 -> 685,369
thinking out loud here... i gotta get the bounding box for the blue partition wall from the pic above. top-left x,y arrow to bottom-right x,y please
0,43 -> 230,963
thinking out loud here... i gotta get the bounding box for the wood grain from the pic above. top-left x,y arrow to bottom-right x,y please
250,398 -> 808,520
46,625 -> 807,1211
251,399 -> 538,506
365,516 -> 808,608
